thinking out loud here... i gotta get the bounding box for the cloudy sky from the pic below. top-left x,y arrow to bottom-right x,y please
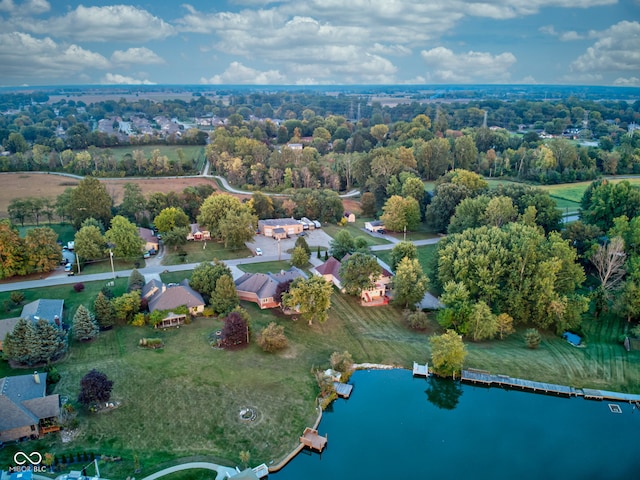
0,0 -> 639,86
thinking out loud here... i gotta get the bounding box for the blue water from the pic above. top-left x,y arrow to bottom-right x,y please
274,369 -> 640,480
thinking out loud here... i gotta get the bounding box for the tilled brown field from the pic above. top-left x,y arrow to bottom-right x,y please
0,173 -> 220,217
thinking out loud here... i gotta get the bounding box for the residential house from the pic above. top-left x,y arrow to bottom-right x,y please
258,219 -> 304,239
187,223 -> 211,241
143,279 -> 205,328
235,267 -> 307,309
0,372 -> 61,443
313,257 -> 344,290
20,299 -> 64,328
344,211 -> 356,223
364,220 -> 385,233
0,318 -> 19,351
313,256 -> 392,306
139,227 -> 159,252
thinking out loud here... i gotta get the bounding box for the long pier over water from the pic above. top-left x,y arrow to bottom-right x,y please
461,369 -> 640,402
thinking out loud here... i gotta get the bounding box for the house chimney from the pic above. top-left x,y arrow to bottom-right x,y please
33,371 -> 40,384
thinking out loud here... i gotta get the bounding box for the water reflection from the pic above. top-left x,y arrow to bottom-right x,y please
425,377 -> 463,410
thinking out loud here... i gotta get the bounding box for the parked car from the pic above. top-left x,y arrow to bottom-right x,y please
64,263 -> 73,272
143,252 -> 151,259
255,248 -> 263,256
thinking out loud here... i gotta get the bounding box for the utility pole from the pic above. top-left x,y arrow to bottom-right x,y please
109,249 -> 115,279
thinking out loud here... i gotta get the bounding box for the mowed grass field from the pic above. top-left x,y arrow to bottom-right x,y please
0,277 -> 639,477
0,172 -> 220,218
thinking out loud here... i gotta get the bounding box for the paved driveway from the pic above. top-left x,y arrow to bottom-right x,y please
245,229 -> 333,257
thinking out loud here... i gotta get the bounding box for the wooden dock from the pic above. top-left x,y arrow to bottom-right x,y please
300,427 -> 327,452
333,382 -> 353,398
461,370 -> 575,396
412,362 -> 429,378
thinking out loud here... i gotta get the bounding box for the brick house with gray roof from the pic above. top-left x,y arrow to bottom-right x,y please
235,267 -> 307,309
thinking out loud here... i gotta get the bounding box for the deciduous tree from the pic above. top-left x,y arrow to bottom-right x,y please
257,322 -> 288,352
389,241 -> 417,271
69,177 -> 113,229
75,225 -> 106,261
210,275 -> 239,316
392,257 -> 429,309
330,230 -> 356,259
339,252 -> 381,296
78,369 -> 113,406
283,276 -> 333,325
429,330 -> 467,379
105,215 -> 145,260
153,207 -> 190,234
380,195 -> 421,232
24,227 -> 61,273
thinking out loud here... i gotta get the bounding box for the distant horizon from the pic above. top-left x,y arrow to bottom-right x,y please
1,1 -> 638,87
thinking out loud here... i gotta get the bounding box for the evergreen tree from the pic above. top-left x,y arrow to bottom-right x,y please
294,236 -> 311,256
210,275 -> 240,316
33,319 -> 67,364
128,268 -> 146,292
72,305 -> 99,341
93,291 -> 116,329
3,318 -> 36,364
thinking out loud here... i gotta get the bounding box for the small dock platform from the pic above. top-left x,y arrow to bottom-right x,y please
334,382 -> 353,398
300,427 -> 327,452
413,362 -> 429,378
461,370 -> 575,397
579,388 -> 640,402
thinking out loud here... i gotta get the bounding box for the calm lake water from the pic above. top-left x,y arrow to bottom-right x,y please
273,369 -> 640,480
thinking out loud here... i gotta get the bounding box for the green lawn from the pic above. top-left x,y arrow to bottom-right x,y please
376,244 -> 438,278
1,279 -> 639,476
163,241 -> 252,265
239,261 -> 294,274
322,219 -> 391,246
18,223 -> 76,244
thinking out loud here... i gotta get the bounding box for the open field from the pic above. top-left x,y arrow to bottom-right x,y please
0,173 -> 220,218
0,276 -> 639,476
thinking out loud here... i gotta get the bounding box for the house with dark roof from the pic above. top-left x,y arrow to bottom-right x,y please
0,372 -> 61,443
258,219 -> 304,239
143,279 -> 205,328
20,299 -> 64,328
313,257 -> 344,290
235,267 -> 307,309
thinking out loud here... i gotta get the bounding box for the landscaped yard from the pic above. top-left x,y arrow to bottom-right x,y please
376,244 -> 439,278
0,277 -> 639,477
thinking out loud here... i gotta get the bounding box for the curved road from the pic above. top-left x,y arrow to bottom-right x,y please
140,461 -> 237,480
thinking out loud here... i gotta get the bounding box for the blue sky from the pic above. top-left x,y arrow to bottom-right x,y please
0,0 -> 638,86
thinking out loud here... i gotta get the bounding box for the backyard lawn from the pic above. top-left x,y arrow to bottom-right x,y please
0,278 -> 639,477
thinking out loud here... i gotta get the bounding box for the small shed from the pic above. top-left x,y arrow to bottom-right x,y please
344,211 -> 356,223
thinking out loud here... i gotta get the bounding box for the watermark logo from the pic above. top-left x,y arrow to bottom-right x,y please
9,451 -> 47,473
14,451 -> 43,465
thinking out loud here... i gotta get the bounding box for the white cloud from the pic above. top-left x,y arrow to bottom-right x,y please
102,73 -> 156,85
420,47 -> 516,83
571,21 -> 640,73
0,0 -> 49,15
200,61 -> 286,84
111,47 -> 165,66
559,31 -> 584,41
613,77 -> 640,87
0,32 -> 109,79
27,5 -> 175,42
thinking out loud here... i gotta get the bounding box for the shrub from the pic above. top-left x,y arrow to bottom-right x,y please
404,309 -> 429,330
73,282 -> 85,292
257,322 -> 288,352
330,350 -> 353,374
139,337 -> 164,349
131,313 -> 147,327
525,328 -> 542,349
630,324 -> 640,338
10,291 -> 25,305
